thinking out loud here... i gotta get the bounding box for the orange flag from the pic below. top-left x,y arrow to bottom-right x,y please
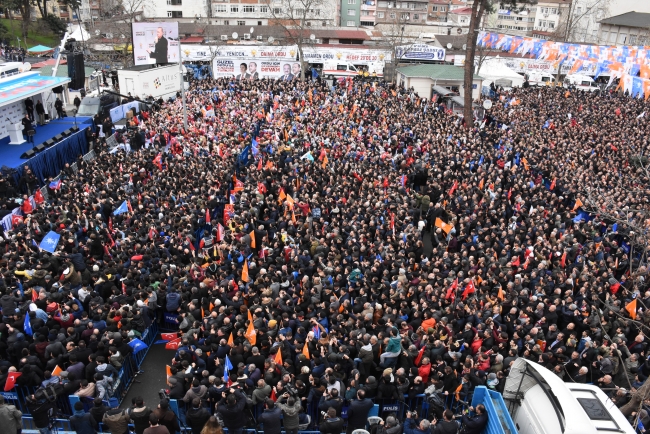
250,230 -> 256,248
497,287 -> 504,301
52,365 -> 63,376
227,332 -> 234,346
278,188 -> 286,202
291,210 -> 296,225
302,343 -> 310,359
242,259 -> 249,282
626,299 -> 638,320
274,348 -> 283,365
245,316 -> 256,345
322,154 -> 329,168
285,194 -> 295,209
435,218 -> 453,234
573,198 -> 583,211
166,365 -> 172,379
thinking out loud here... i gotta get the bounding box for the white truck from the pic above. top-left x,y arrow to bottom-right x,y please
117,64 -> 183,100
504,358 -> 635,434
564,74 -> 601,92
525,71 -> 557,86
321,61 -> 384,80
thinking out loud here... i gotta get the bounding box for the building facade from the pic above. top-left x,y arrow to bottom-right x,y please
597,12 -> 650,45
374,0 -> 429,26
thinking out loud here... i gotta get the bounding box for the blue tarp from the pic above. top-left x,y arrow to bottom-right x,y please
0,72 -> 70,108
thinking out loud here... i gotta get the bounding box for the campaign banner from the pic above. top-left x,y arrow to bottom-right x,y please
213,58 -> 301,80
132,22 -> 179,66
396,44 -> 445,61
183,45 -> 298,62
302,47 -> 391,65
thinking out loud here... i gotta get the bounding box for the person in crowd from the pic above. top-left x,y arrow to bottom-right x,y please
186,397 -> 211,434
0,395 -> 23,434
143,413 -> 170,434
69,401 -> 98,434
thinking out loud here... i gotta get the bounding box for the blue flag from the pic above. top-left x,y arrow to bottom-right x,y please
128,338 -> 148,354
239,145 -> 251,166
311,68 -> 319,79
612,223 -> 618,232
225,355 -> 233,371
313,326 -> 321,339
24,312 -> 33,336
223,367 -> 229,385
40,231 -> 61,253
251,138 -> 259,158
113,201 -> 129,215
478,155 -> 484,166
49,179 -> 62,190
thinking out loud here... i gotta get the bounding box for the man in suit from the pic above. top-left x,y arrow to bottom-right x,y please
236,63 -> 250,80
345,389 -> 373,434
22,113 -> 34,144
281,63 -> 294,81
248,62 -> 259,79
147,27 -> 168,64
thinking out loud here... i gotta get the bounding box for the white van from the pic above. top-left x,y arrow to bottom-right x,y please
525,71 -> 556,86
321,61 -> 384,79
565,74 -> 601,92
504,359 -> 635,434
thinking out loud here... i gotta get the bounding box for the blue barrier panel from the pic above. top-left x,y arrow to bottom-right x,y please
471,386 -> 517,434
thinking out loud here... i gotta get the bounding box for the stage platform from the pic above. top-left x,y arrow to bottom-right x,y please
0,116 -> 93,170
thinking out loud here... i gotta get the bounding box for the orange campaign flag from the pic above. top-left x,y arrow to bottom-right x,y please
291,210 -> 297,225
573,198 -> 583,211
626,299 -> 638,320
435,218 -> 453,234
166,365 -> 172,379
322,154 -> 329,168
302,343 -> 310,359
274,348 -> 283,365
644,79 -> 650,101
52,365 -> 63,376
641,65 -> 650,79
278,188 -> 286,202
227,332 -> 234,346
250,230 -> 256,248
242,259 -> 249,282
285,194 -> 295,209
497,287 -> 505,301
245,317 -> 256,345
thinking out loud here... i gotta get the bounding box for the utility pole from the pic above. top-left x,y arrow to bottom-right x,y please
178,41 -> 188,129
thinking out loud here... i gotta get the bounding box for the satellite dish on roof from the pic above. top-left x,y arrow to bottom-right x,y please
268,36 -> 275,43
310,34 -> 315,40
250,27 -> 255,34
232,32 -> 239,39
446,43 -> 452,49
462,44 -> 467,50
95,29 -> 100,35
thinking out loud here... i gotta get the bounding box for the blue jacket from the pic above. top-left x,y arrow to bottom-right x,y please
404,418 -> 429,434
69,409 -> 98,434
258,407 -> 282,434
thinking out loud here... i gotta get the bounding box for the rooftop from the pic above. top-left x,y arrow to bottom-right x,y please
397,63 -> 482,80
599,11 -> 650,27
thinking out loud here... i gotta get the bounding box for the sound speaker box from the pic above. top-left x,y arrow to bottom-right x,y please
67,53 -> 85,90
20,149 -> 36,159
35,144 -> 46,152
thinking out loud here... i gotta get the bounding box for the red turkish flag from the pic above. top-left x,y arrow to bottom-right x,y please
165,338 -> 182,350
462,281 -> 476,300
4,372 -> 21,391
161,333 -> 178,341
22,198 -> 33,215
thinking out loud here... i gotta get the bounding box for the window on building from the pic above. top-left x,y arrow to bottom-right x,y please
348,9 -> 355,15
223,20 -> 229,24
167,10 -> 182,17
377,11 -> 384,18
439,6 -> 445,11
639,36 -> 647,45
400,12 -> 409,19
296,8 -> 304,15
360,21 -> 374,26
346,20 -> 355,26
273,8 -> 282,14
230,5 -> 238,12
431,6 -> 437,11
548,22 -> 554,28
361,10 -> 370,16
348,0 -> 356,4
243,5 -> 254,12
630,35 -> 637,44
260,6 -> 268,12
237,20 -> 245,25
215,5 -> 226,12
314,9 -> 321,15
413,14 -> 418,19
389,12 -> 395,18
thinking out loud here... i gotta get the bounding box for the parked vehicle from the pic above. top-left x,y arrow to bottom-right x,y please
564,74 -> 601,92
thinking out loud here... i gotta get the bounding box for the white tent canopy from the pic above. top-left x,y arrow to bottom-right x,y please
477,59 -> 525,88
67,24 -> 91,44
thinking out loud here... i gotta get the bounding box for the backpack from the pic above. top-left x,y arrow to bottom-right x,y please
34,384 -> 64,402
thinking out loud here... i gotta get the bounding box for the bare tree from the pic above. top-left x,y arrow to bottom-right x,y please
553,0 -> 609,43
100,0 -> 153,67
462,0 -> 535,128
379,16 -> 418,82
264,0 -> 330,81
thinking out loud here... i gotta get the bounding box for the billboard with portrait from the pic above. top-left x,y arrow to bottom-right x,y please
132,22 -> 179,66
209,47 -> 301,80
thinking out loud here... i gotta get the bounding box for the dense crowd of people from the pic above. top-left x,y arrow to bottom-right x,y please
0,73 -> 649,434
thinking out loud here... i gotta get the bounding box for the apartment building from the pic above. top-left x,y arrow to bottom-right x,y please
340,0 -> 377,27
427,0 -> 466,23
374,0 -> 429,26
210,0 -> 338,28
598,11 -> 650,45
